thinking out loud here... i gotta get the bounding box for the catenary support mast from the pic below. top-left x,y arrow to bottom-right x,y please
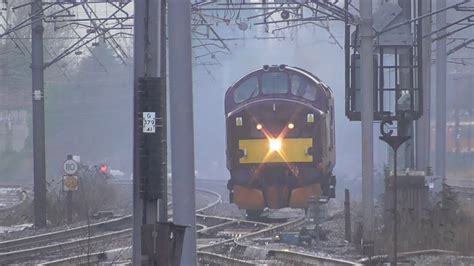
31,0 -> 47,228
360,0 -> 374,254
416,0 -> 432,172
435,0 -> 447,178
169,0 -> 198,264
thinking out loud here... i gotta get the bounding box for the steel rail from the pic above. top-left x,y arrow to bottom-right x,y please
197,251 -> 257,266
268,250 -> 360,266
195,188 -> 222,212
0,229 -> 131,264
0,215 -> 132,253
38,247 -> 131,266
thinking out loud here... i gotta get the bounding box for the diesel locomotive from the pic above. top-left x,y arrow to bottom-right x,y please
225,65 -> 336,217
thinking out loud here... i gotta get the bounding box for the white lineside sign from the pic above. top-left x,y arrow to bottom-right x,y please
142,112 -> 156,133
63,159 -> 78,175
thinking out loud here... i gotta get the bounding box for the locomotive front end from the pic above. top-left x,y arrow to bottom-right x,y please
225,65 -> 336,217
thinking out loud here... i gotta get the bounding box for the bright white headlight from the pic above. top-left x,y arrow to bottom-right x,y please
269,139 -> 282,152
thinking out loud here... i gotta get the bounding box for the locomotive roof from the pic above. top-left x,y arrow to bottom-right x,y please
225,65 -> 333,114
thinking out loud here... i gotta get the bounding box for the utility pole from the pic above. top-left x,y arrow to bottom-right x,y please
31,0 -> 47,228
359,0 -> 374,255
416,0 -> 432,172
169,0 -> 198,264
133,0 -> 166,264
435,0 -> 447,179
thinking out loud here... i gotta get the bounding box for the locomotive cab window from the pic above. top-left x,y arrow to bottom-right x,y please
290,74 -> 317,101
233,76 -> 259,103
262,72 -> 289,95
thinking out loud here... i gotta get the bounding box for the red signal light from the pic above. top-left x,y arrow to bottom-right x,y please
99,164 -> 109,174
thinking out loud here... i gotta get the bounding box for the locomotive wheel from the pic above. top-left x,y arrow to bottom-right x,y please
246,209 -> 263,220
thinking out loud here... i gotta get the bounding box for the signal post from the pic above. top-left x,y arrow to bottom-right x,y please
133,0 -> 161,263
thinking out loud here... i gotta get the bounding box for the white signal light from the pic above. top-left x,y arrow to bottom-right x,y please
236,117 -> 243,126
288,123 -> 295,129
256,124 -> 263,130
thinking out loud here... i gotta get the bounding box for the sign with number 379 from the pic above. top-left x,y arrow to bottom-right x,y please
143,112 -> 156,133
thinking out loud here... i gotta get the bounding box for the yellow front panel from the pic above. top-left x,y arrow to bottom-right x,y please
239,138 -> 313,164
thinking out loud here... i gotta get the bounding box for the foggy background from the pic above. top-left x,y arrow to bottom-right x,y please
0,2 -> 408,195
193,24 -> 388,182
0,1 -> 472,202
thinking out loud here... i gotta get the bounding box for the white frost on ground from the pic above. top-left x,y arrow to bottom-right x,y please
0,187 -> 24,210
0,223 -> 32,234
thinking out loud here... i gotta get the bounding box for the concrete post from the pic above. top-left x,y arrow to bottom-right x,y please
416,0 -> 432,172
359,0 -> 375,254
435,0 -> 447,179
169,0 -> 197,265
31,0 -> 47,228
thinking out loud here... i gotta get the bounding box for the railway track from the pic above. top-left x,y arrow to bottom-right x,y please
197,211 -> 362,265
0,215 -> 131,254
0,188 -> 221,265
197,215 -> 363,265
194,189 -> 370,266
29,184 -> 353,265
1,181 -> 362,265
